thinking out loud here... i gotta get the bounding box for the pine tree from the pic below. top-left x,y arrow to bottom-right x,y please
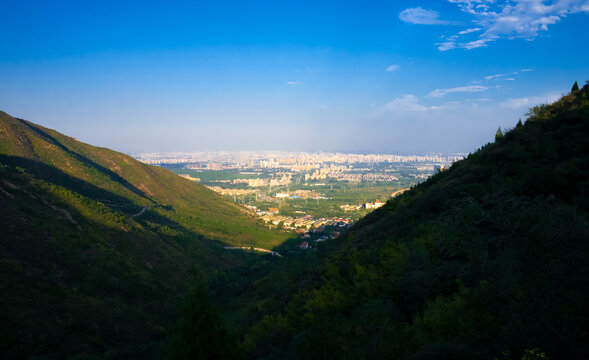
572,81 -> 579,92
516,119 -> 523,128
495,126 -> 504,141
167,273 -> 239,360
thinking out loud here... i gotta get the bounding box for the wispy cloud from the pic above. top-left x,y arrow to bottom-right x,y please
520,68 -> 533,72
385,64 -> 399,72
429,85 -> 488,97
465,98 -> 491,102
286,81 -> 302,86
383,95 -> 428,112
436,0 -> 589,50
399,7 -> 455,25
458,27 -> 482,35
437,27 -> 483,50
484,74 -> 505,80
437,41 -> 457,51
377,95 -> 452,116
500,92 -> 561,108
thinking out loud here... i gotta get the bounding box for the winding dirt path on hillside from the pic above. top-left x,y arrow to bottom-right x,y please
132,207 -> 147,217
224,246 -> 282,257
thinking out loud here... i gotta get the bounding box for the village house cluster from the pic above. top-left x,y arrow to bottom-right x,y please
232,174 -> 291,187
274,189 -> 325,199
206,186 -> 254,196
296,222 -> 353,250
243,205 -> 352,232
340,199 -> 385,211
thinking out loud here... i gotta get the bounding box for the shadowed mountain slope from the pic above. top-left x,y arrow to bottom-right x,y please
239,84 -> 589,359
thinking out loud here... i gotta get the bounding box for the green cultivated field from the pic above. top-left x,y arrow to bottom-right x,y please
166,165 -> 415,219
262,183 -> 404,219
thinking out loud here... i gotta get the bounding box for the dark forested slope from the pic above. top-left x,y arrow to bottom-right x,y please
240,84 -> 589,359
0,112 -> 287,359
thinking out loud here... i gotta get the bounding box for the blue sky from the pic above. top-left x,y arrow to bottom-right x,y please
1,0 -> 588,154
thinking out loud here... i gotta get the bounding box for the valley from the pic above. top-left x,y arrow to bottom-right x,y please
2,85 -> 589,359
145,152 -> 463,250
2,2 -> 588,359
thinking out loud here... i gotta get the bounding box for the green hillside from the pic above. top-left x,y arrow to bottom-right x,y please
0,112 -> 288,248
230,84 -> 589,359
0,112 -> 289,358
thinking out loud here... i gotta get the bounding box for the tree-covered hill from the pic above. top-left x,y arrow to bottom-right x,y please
237,83 -> 589,359
0,112 -> 289,358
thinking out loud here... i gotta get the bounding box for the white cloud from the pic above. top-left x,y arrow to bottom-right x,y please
462,37 -> 495,49
465,98 -> 491,102
533,15 -> 561,30
437,41 -> 457,51
458,27 -> 482,35
439,0 -> 589,50
383,95 -> 428,112
500,92 -> 562,108
377,95 -> 456,117
385,64 -> 399,72
287,81 -> 302,86
485,74 -> 505,80
399,7 -> 453,25
429,85 -> 488,97
520,68 -> 533,72
368,86 -> 569,152
437,27 -> 484,51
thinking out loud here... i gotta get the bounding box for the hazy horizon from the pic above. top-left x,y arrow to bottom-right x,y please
1,1 -> 587,154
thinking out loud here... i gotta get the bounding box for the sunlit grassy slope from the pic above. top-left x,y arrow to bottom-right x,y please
0,111 -> 287,248
0,111 -> 289,358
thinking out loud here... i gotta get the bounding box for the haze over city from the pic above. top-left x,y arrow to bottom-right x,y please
1,0 -> 588,154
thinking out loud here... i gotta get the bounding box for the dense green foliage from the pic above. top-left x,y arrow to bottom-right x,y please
167,273 -> 239,360
0,112 -> 289,358
230,83 -> 589,359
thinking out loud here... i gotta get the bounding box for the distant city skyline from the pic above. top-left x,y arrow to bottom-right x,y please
132,150 -> 466,166
1,1 -> 587,154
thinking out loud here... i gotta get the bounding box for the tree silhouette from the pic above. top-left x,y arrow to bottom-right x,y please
572,81 -> 579,92
495,126 -> 504,141
167,272 -> 239,360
